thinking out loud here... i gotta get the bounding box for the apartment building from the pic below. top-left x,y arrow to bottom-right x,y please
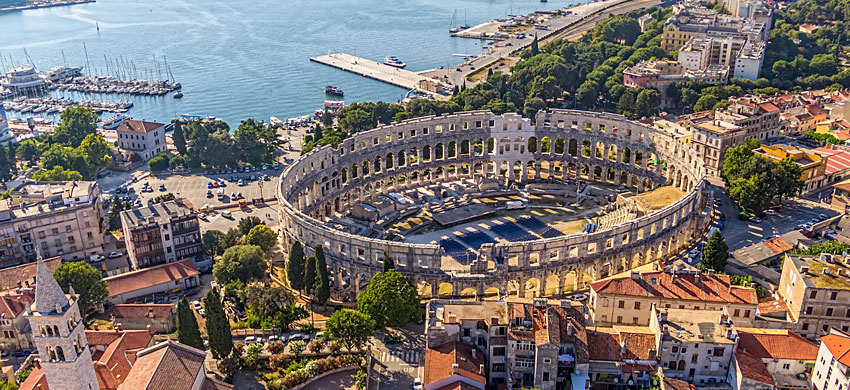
120,199 -> 203,270
0,181 -> 103,268
678,35 -> 765,81
0,288 -> 34,351
813,328 -> 850,390
772,253 -> 850,340
424,300 -> 510,386
753,144 -> 829,194
661,6 -> 767,52
105,117 -> 167,161
649,306 -> 737,385
589,269 -> 759,327
685,118 -> 746,177
587,325 -> 658,387
729,328 -> 818,390
714,97 -> 783,140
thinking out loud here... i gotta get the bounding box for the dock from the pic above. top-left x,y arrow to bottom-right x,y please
309,53 -> 449,100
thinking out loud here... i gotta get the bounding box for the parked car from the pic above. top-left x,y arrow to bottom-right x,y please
108,251 -> 122,258
688,249 -> 699,258
11,350 -> 31,357
206,190 -> 214,198
222,210 -> 232,218
818,213 -> 830,221
764,210 -> 777,216
159,184 -> 166,191
288,333 -> 307,342
570,293 -> 588,301
413,377 -> 423,390
750,216 -> 762,223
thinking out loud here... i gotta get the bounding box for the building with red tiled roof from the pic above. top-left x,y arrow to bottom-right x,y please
118,340 -> 232,390
813,145 -> 850,183
730,328 -> 817,390
112,303 -> 176,333
103,259 -> 200,304
587,326 -> 658,387
754,144 -> 829,194
424,341 -> 486,390
85,329 -> 154,389
590,269 -> 759,327
0,288 -> 34,351
109,118 -> 167,161
813,329 -> 850,390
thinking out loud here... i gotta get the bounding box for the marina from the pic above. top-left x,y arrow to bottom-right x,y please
2,96 -> 133,114
0,0 -> 94,13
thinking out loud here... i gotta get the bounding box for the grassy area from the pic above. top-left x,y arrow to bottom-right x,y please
636,186 -> 685,210
806,258 -> 850,289
551,220 -> 585,235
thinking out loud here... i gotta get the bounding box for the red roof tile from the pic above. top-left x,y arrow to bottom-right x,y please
18,366 -> 49,390
424,341 -> 485,386
814,147 -> 850,175
118,340 -> 227,390
736,328 -> 818,360
114,120 -> 164,134
0,288 -> 34,319
590,271 -> 758,305
104,259 -> 198,297
735,348 -> 775,385
660,374 -> 694,390
588,330 -> 621,361
112,303 -> 175,319
0,256 -> 61,290
822,333 -> 850,367
758,102 -> 780,113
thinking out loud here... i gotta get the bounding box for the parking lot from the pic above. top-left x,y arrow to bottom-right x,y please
713,188 -> 839,250
108,165 -> 282,211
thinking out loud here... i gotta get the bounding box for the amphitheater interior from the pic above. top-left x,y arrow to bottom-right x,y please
277,109 -> 710,301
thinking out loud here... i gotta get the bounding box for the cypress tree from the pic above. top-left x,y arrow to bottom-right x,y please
314,245 -> 330,307
173,122 -> 187,155
204,288 -> 232,359
0,146 -> 9,181
177,297 -> 203,349
383,254 -> 395,273
304,256 -> 317,295
287,242 -> 306,292
531,34 -> 540,56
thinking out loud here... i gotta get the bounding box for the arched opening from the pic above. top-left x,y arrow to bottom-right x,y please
582,140 -> 591,157
528,136 -> 539,153
545,273 -> 561,296
438,282 -> 454,298
55,346 -> 65,361
417,281 -> 433,298
541,137 -> 552,154
568,139 -> 578,157
554,138 -> 565,155
524,277 -> 541,298
448,141 -> 457,158
483,287 -> 501,301
460,287 -> 478,301
460,140 -> 470,156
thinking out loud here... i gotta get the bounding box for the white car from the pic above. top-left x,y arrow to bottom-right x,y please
688,249 -> 700,258
413,377 -> 423,390
192,301 -> 202,311
570,293 -> 588,301
764,210 -> 777,216
222,210 -> 232,218
750,216 -> 762,223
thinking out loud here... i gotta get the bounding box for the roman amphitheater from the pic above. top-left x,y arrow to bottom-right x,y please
277,109 -> 710,301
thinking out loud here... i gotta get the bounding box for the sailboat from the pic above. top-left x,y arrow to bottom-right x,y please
460,11 -> 471,30
449,10 -> 461,34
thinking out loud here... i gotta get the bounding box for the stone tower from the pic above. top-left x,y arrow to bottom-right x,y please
25,255 -> 99,390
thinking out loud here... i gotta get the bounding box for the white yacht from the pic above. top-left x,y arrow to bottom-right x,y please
383,56 -> 407,69
1,67 -> 46,92
45,65 -> 83,82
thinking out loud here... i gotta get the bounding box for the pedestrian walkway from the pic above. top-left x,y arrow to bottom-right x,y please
380,349 -> 423,365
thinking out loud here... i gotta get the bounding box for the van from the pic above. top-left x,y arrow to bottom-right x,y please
506,200 -> 525,210
222,210 -> 232,218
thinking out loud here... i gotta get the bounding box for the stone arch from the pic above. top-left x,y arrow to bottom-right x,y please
438,282 -> 453,298
461,140 -> 470,156
608,144 -> 618,162
460,287 -> 478,301
435,143 -> 444,160
554,137 -> 565,155
385,153 -> 394,170
582,140 -> 591,157
621,147 -> 631,164
541,137 -> 552,154
448,141 -> 457,158
417,281 -> 433,298
474,138 -> 484,156
507,280 -> 520,297
528,136 -> 539,153
374,156 -> 382,173
568,139 -> 578,157
397,150 -> 406,167
55,346 -> 65,361
484,287 -> 500,301
422,145 -> 431,162
524,277 -> 541,298
545,273 -> 561,296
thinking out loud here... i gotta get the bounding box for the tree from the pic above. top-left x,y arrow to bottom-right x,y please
238,216 -> 263,236
315,245 -> 330,306
173,122 -> 188,155
325,309 -> 375,352
54,106 -> 99,147
203,230 -> 227,256
703,230 -> 729,271
148,153 -> 170,173
204,288 -> 232,359
213,245 -> 267,284
278,304 -> 309,330
16,140 -> 39,163
177,297 -> 203,349
694,94 -> 719,112
357,270 -> 420,327
77,133 -> 112,175
530,34 -> 540,56
246,225 -> 277,251
288,242 -> 307,292
383,255 -> 395,273
0,147 -> 10,182
53,262 -> 108,316
33,165 -> 83,181
152,193 -> 176,203
304,256 -> 317,295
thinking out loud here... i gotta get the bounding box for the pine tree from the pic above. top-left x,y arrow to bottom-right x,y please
703,230 -> 729,272
177,297 -> 203,349
304,256 -> 317,295
173,122 -> 187,155
287,242 -> 306,292
204,288 -> 232,359
0,146 -> 9,181
315,245 -> 330,307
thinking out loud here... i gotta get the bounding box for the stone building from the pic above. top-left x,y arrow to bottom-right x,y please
684,117 -> 746,177
589,268 -> 759,327
111,304 -> 176,333
0,181 -> 104,268
728,328 -> 818,390
661,6 -> 767,52
714,97 -> 783,141
120,199 -> 203,270
107,117 -> 167,161
102,259 -> 200,304
0,287 -> 34,351
760,253 -> 850,340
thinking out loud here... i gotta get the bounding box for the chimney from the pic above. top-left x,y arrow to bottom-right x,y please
93,324 -> 99,330
695,273 -> 700,283
726,329 -> 735,340
479,364 -> 485,375
447,314 -> 457,324
116,323 -> 123,331
567,322 -> 574,336
452,364 -> 459,374
630,270 -> 640,280
472,349 -> 477,359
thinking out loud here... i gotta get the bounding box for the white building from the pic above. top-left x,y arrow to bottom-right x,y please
733,41 -> 765,81
110,118 -> 167,161
813,328 -> 850,390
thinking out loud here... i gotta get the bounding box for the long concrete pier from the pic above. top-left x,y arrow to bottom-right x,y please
309,53 -> 449,99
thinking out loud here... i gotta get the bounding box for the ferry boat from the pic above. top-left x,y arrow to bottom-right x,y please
325,86 -> 344,96
383,56 -> 407,69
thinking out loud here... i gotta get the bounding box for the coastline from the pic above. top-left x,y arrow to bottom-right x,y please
0,0 -> 94,13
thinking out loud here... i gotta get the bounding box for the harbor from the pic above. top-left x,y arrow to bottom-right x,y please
309,53 -> 452,100
0,0 -> 94,13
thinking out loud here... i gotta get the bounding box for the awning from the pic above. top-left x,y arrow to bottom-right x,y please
571,372 -> 590,390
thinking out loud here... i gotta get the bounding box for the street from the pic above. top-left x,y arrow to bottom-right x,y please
369,325 -> 426,390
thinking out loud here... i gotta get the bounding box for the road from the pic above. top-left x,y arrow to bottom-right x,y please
369,325 -> 426,390
421,0 -> 658,87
